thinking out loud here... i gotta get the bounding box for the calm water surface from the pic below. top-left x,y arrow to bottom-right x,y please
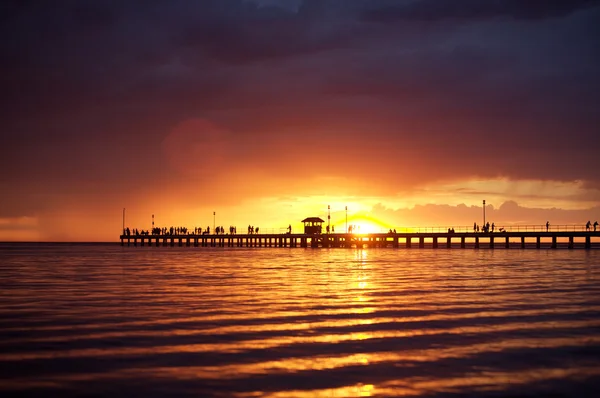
1,244 -> 599,397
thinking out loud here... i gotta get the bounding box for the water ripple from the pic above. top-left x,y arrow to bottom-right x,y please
0,244 -> 599,397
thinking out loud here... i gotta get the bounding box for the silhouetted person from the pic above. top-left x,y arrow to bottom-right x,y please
332,226 -> 334,233
473,222 -> 476,233
546,221 -> 550,232
255,227 -> 259,234
594,221 -> 598,232
491,223 -> 495,233
477,225 -> 480,233
586,221 -> 591,231
288,224 -> 292,234
326,225 -> 330,233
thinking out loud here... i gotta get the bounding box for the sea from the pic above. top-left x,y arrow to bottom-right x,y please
1,243 -> 599,397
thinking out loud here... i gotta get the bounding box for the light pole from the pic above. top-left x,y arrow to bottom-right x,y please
483,200 -> 486,227
345,206 -> 348,234
152,214 -> 154,232
328,205 -> 331,233
213,211 -> 216,232
122,208 -> 125,234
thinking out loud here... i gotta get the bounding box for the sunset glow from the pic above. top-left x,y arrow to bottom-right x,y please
0,1 -> 599,242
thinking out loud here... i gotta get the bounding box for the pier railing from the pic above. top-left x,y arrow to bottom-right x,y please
386,225 -> 594,233
129,224 -> 597,237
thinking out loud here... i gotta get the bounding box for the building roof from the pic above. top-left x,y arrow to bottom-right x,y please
301,217 -> 325,223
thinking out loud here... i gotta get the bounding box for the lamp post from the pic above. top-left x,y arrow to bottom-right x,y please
328,205 -> 331,233
345,206 -> 348,234
152,214 -> 154,233
122,208 -> 125,234
213,211 -> 216,232
483,200 -> 486,227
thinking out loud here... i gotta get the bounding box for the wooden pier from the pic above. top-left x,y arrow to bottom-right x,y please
120,231 -> 600,249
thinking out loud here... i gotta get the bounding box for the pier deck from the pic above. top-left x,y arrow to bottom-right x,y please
120,231 -> 600,249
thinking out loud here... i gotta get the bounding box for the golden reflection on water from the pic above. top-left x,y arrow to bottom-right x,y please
251,383 -> 378,398
1,246 -> 599,397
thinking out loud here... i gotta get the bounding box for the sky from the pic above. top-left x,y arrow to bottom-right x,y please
1,0 -> 600,241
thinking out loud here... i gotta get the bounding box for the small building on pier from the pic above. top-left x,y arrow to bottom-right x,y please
302,217 -> 324,234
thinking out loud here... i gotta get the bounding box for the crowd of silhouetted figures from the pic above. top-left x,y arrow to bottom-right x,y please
474,222 -> 497,233
123,226 -> 243,236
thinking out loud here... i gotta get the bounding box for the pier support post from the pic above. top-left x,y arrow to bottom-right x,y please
521,237 -> 525,249
474,236 -> 479,249
505,236 -> 509,249
419,237 -> 424,248
489,236 -> 494,249
568,236 -> 574,249
406,237 -> 411,248
585,236 -> 591,249
460,237 -> 465,248
446,237 -> 451,248
551,236 -> 557,249
432,237 -> 438,248
536,236 -> 541,249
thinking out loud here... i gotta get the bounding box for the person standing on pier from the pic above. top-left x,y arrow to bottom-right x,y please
546,221 -> 550,232
594,221 -> 598,232
586,221 -> 591,231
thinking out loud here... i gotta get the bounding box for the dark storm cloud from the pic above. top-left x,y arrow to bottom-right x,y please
361,0 -> 600,23
1,0 -> 600,222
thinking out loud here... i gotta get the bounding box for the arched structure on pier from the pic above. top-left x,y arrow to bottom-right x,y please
302,217 -> 324,234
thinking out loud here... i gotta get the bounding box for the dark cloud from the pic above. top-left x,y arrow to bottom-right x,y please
361,0 -> 600,23
0,0 -> 599,236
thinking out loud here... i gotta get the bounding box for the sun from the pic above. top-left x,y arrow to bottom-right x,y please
334,214 -> 391,234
